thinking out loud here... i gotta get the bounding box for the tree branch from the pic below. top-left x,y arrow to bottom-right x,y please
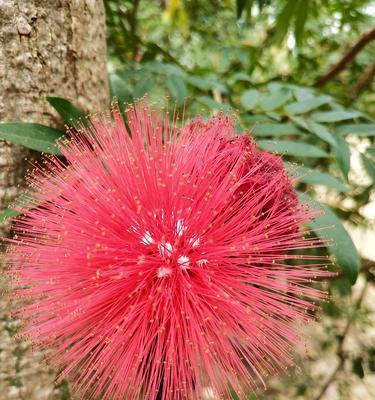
352,58 -> 375,95
315,27 -> 375,87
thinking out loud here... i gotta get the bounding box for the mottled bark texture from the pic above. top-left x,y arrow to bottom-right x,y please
0,0 -> 109,234
0,1 -> 109,398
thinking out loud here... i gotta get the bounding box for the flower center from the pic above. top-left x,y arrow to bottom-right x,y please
139,219 -> 208,278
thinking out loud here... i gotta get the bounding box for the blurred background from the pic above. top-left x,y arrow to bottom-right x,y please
1,0 -> 375,399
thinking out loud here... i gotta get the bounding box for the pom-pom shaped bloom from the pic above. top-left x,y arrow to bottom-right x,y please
4,102 -> 329,400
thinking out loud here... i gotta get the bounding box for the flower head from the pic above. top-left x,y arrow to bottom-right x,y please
4,102 -> 329,399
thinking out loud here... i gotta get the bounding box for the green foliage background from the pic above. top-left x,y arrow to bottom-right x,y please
1,1 -> 375,399
103,7 -> 375,397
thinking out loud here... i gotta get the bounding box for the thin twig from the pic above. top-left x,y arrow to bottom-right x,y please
315,27 -> 375,86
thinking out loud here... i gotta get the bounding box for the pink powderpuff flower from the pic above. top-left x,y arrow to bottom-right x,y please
4,102 -> 330,400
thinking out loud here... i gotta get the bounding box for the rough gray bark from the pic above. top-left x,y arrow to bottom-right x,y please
0,1 -> 109,398
0,0 -> 109,232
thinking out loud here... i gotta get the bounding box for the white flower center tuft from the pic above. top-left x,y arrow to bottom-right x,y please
196,259 -> 208,267
158,242 -> 173,258
176,219 -> 187,237
140,230 -> 154,245
136,215 -> 207,278
189,236 -> 201,248
157,266 -> 172,278
177,255 -> 190,270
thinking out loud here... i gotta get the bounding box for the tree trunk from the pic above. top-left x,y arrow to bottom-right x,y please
0,1 -> 109,398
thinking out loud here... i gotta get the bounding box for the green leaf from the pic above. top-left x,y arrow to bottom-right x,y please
142,61 -> 186,77
289,115 -> 309,130
366,147 -> 375,157
227,72 -> 252,85
333,136 -> 351,180
361,154 -> 375,184
267,82 -> 288,92
299,171 -> 348,192
253,123 -> 302,136
0,123 -> 64,154
0,189 -> 37,223
286,163 -> 348,192
185,75 -> 227,93
294,0 -> 309,46
0,207 -> 20,223
259,88 -> 292,111
109,72 -> 133,104
236,0 -> 251,18
306,120 -> 337,147
293,86 -> 315,101
298,192 -> 360,284
337,123 -> 375,136
273,0 -> 298,44
240,89 -> 259,110
47,97 -> 87,128
258,140 -> 329,157
266,112 -> 283,121
134,75 -> 156,99
241,114 -> 275,124
311,110 -> 361,123
284,96 -> 330,114
196,96 -> 231,111
165,75 -> 187,104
